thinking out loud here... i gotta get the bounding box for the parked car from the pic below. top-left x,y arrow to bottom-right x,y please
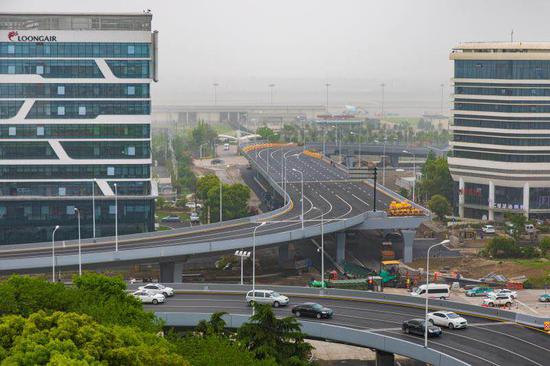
211,158 -> 224,165
427,311 -> 468,329
538,294 -> 550,302
482,293 -> 513,307
160,215 -> 181,223
489,288 -> 518,299
190,212 -> 200,223
185,202 -> 203,210
525,224 -> 536,234
481,225 -> 495,234
402,319 -> 442,337
291,302 -> 333,319
410,284 -> 450,300
138,283 -> 174,297
132,290 -> 165,305
245,290 -> 289,308
465,286 -> 493,297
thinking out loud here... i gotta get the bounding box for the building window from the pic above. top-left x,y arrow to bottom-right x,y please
7,45 -> 14,54
107,166 -> 115,176
127,86 -> 135,95
57,85 -> 65,95
36,126 -> 45,136
128,45 -> 135,54
8,127 -> 16,136
127,146 -> 136,156
109,205 -> 116,214
57,106 -> 65,115
36,65 -> 44,75
66,205 -> 75,215
78,106 -> 86,116
59,187 -> 66,196
7,65 -> 15,74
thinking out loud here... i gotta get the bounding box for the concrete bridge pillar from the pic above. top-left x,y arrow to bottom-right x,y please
159,261 -> 184,283
278,243 -> 290,266
401,229 -> 416,264
336,232 -> 346,264
375,350 -> 394,366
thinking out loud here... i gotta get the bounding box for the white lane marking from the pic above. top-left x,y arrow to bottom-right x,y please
383,330 -> 501,366
351,193 -> 370,207
335,194 -> 354,217
474,323 -> 550,353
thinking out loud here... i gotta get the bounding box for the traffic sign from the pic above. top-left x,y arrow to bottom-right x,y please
544,321 -> 550,332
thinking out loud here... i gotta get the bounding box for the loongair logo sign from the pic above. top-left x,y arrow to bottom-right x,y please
8,31 -> 18,41
7,31 -> 57,42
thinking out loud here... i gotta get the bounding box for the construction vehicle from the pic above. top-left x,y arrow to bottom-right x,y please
381,241 -> 395,261
387,201 -> 423,216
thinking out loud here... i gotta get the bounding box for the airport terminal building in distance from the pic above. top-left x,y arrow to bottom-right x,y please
450,42 -> 550,220
0,13 -> 158,244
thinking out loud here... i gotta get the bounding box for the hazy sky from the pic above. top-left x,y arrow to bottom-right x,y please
5,0 -> 550,115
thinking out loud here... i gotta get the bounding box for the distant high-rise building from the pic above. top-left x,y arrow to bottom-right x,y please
0,13 -> 158,244
450,42 -> 550,220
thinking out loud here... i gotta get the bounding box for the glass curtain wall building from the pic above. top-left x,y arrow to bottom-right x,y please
0,13 -> 158,244
450,42 -> 550,220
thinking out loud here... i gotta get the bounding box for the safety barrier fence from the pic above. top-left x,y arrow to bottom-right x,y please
154,312 -> 470,366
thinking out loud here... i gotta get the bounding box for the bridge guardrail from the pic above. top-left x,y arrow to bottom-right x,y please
155,312 -> 469,366
152,283 -> 550,329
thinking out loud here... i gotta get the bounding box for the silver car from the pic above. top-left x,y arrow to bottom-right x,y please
132,290 -> 165,305
246,290 -> 289,308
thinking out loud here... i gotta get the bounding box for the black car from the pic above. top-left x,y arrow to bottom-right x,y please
160,215 -> 181,223
291,302 -> 333,319
402,319 -> 442,337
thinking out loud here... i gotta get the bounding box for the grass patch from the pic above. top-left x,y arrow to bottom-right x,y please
383,116 -> 422,126
511,258 -> 550,270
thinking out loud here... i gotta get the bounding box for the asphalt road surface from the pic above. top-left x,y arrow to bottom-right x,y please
146,292 -> 550,366
0,147 -> 399,261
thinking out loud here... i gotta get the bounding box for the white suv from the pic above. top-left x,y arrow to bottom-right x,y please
246,290 -> 289,308
138,283 -> 174,297
427,311 -> 468,329
483,293 -> 513,307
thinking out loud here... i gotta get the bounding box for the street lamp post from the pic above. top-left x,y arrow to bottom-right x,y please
51,225 -> 60,282
268,83 -> 275,105
325,83 -> 330,113
235,250 -> 251,285
74,208 -> 82,276
403,150 -> 416,202
219,179 -> 223,222
292,168 -> 304,230
114,183 -> 118,252
212,83 -> 219,105
382,134 -> 387,186
312,207 -> 325,289
92,178 -> 96,239
424,239 -> 450,348
252,222 -> 267,314
350,131 -> 361,167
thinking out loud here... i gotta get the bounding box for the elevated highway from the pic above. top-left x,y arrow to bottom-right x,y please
148,284 -> 550,366
0,145 -> 428,280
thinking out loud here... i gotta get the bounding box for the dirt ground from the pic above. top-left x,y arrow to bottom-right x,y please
409,255 -> 550,281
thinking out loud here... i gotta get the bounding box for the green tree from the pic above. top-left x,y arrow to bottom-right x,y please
505,213 -> 527,240
196,174 -> 221,202
484,237 -> 521,258
192,120 -> 218,153
416,154 -> 453,203
208,183 -> 251,223
428,194 -> 451,220
196,312 -> 228,337
171,335 -> 277,366
237,304 -> 313,366
538,237 -> 550,257
257,126 -> 279,142
0,274 -> 162,333
0,311 -> 186,365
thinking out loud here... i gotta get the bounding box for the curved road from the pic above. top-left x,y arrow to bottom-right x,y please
0,146 -> 399,264
146,292 -> 549,366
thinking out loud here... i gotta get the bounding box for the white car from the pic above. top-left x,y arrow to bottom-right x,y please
482,225 -> 495,234
138,283 -> 174,297
132,290 -> 165,305
482,293 -> 513,307
190,212 -> 200,223
489,288 -> 518,299
246,290 -> 289,308
427,311 -> 468,329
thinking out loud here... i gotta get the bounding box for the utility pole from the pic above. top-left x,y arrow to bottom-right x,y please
325,83 -> 331,113
212,83 -> 219,105
268,83 -> 275,105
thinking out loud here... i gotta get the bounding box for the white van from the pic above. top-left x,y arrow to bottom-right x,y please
223,143 -> 230,151
411,284 -> 450,300
245,289 -> 289,308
